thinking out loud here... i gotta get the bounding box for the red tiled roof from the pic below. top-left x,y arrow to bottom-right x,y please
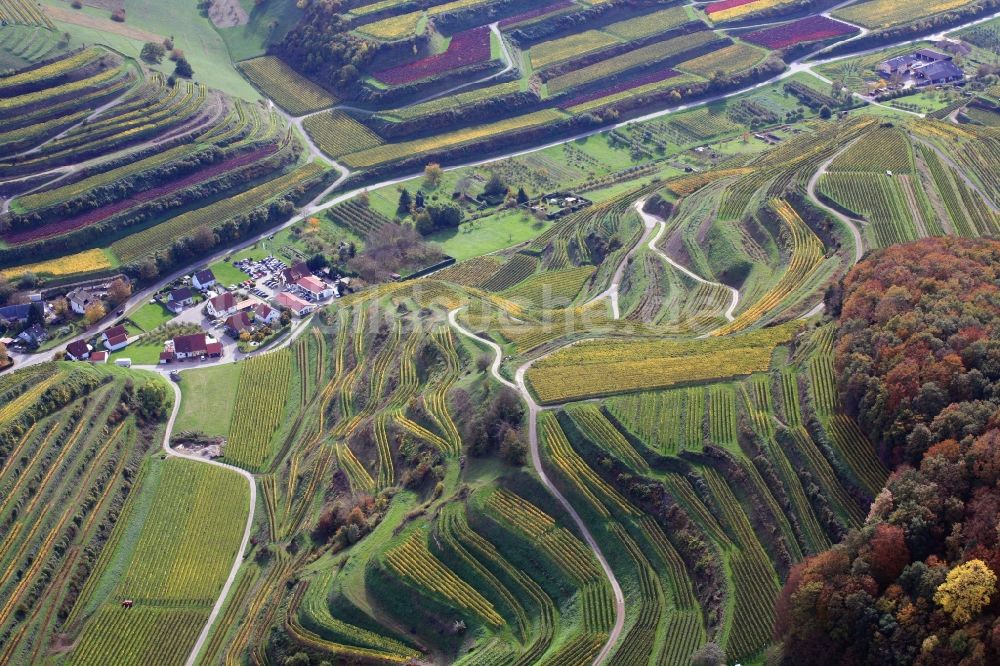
104,325 -> 127,339
276,292 -> 310,312
282,262 -> 310,283
173,333 -> 208,354
297,275 -> 327,293
206,342 -> 223,356
66,340 -> 90,358
226,312 -> 253,332
210,292 -> 236,311
106,334 -> 128,347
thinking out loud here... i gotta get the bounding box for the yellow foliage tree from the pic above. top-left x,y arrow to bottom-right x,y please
83,301 -> 106,326
423,162 -> 443,189
934,559 -> 997,624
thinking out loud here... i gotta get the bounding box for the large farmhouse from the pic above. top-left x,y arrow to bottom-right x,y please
878,48 -> 964,86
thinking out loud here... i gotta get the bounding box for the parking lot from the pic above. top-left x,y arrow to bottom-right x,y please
227,255 -> 288,300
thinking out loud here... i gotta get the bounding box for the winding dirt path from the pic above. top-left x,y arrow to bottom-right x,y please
635,201 -> 739,322
10,11 -> 1000,661
585,197 -> 661,319
157,381 -> 257,666
448,308 -> 626,665
807,146 -> 865,264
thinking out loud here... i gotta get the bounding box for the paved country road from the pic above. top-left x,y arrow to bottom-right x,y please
11,8 -> 1000,375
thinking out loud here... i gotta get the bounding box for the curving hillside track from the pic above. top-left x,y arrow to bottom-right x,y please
8,10 -> 1000,663
635,200 -> 740,323
585,197 -> 662,319
154,381 -> 257,666
806,145 -> 865,264
448,308 -> 626,665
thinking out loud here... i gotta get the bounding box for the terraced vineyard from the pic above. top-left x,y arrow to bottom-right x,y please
239,56 -> 338,115
303,110 -> 384,158
528,322 -> 798,403
0,365 -> 179,663
5,2 -> 999,663
833,0 -> 972,29
0,45 -> 328,285
250,0 -> 830,169
66,457 -> 250,665
224,350 -> 293,471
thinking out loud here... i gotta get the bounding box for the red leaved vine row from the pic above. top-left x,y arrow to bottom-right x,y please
559,68 -> 682,109
373,26 -> 492,85
5,145 -> 279,244
499,1 -> 575,28
742,16 -> 857,49
703,0 -> 758,15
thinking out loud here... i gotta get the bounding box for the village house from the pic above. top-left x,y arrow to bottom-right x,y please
878,48 -> 964,86
101,324 -> 130,351
253,303 -> 280,326
67,288 -> 99,315
236,297 -> 261,313
0,303 -> 32,326
281,261 -> 311,285
166,287 -> 196,312
207,292 -> 238,319
225,311 -> 254,337
192,268 -> 217,291
65,339 -> 92,361
18,323 -> 48,348
89,351 -> 109,364
160,332 -> 223,363
276,292 -> 315,317
297,275 -> 335,301
914,60 -> 965,85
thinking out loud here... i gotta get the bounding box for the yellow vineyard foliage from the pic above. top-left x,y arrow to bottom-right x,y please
527,322 -> 799,403
1,249 -> 112,280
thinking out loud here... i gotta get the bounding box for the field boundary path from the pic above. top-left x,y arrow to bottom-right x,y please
7,12 -> 1000,659
636,200 -> 740,323
585,197 -> 662,319
159,381 -> 257,666
448,308 -> 626,665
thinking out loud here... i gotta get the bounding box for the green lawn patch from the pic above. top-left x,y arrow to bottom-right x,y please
209,260 -> 251,287
429,209 -> 552,261
214,0 -> 302,62
108,342 -> 166,366
41,0 -> 258,100
130,302 -> 175,332
174,362 -> 243,437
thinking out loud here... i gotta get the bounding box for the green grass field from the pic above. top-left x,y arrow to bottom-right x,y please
430,210 -> 553,261
175,362 -> 243,436
129,302 -> 175,332
214,0 -> 302,62
40,0 -> 258,99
